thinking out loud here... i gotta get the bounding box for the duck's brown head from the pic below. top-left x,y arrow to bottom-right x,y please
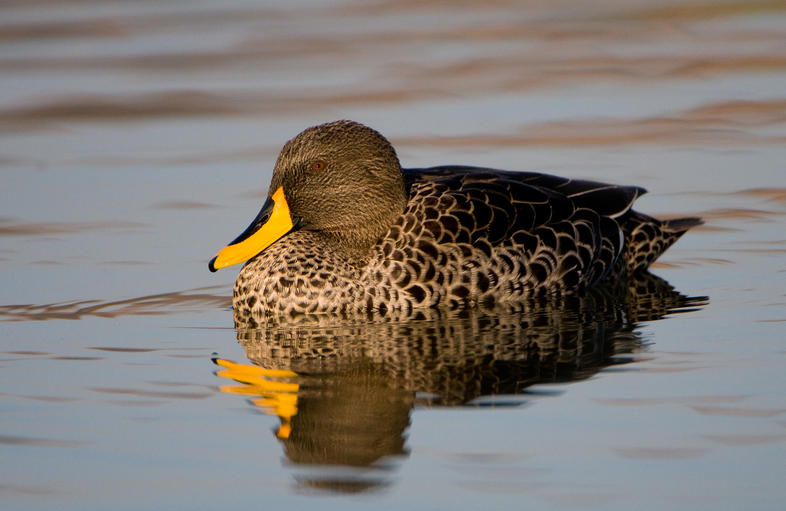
209,120 -> 407,272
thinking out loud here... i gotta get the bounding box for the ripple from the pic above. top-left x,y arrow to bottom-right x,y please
0,434 -> 83,448
0,287 -> 230,321
0,482 -> 61,496
88,387 -> 213,400
396,99 -> 786,148
615,447 -> 708,459
88,347 -> 158,353
691,405 -> 786,418
595,395 -> 747,406
151,200 -> 219,210
703,433 -> 786,446
735,188 -> 786,204
0,219 -> 145,236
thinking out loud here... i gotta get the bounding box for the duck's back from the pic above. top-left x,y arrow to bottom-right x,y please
360,166 -> 699,311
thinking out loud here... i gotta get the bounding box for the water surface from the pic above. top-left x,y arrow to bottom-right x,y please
1,1 -> 785,510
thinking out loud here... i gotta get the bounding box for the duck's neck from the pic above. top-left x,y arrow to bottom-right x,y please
316,225 -> 390,263
319,204 -> 406,263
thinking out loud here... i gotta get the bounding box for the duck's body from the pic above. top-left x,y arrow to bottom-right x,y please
210,121 -> 701,317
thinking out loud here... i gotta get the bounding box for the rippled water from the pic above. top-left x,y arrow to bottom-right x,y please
1,1 -> 785,510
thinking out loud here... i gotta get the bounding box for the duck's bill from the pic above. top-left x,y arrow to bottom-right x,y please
209,186 -> 297,272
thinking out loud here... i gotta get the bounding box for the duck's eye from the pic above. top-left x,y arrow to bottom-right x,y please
311,160 -> 326,172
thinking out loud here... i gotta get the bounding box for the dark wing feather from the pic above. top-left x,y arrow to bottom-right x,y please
404,166 -> 628,290
387,166 -> 699,305
406,165 -> 645,218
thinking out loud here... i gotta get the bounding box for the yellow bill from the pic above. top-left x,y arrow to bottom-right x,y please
209,186 -> 294,272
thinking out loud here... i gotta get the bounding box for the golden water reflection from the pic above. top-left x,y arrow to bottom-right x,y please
214,273 -> 706,493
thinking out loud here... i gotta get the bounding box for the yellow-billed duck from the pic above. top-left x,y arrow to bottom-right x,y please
209,120 -> 701,316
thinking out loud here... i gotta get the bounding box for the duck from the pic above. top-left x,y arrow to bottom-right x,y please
209,120 -> 701,317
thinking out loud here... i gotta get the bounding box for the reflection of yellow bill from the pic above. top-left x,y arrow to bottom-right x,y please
213,357 -> 299,439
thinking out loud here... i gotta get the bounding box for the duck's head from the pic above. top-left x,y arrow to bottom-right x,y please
209,120 -> 407,272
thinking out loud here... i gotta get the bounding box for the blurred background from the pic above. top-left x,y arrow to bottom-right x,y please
1,1 -> 785,510
2,0 -> 785,303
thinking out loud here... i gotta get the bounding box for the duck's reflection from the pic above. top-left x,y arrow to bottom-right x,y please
214,273 -> 706,493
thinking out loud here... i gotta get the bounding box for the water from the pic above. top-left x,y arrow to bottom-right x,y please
1,1 -> 785,509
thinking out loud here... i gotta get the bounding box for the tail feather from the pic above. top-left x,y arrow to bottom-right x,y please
662,216 -> 704,233
620,212 -> 701,273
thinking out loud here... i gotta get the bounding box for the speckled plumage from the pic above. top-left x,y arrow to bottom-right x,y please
227,121 -> 701,317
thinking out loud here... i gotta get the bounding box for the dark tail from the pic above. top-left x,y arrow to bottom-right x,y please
662,216 -> 704,233
621,212 -> 702,273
